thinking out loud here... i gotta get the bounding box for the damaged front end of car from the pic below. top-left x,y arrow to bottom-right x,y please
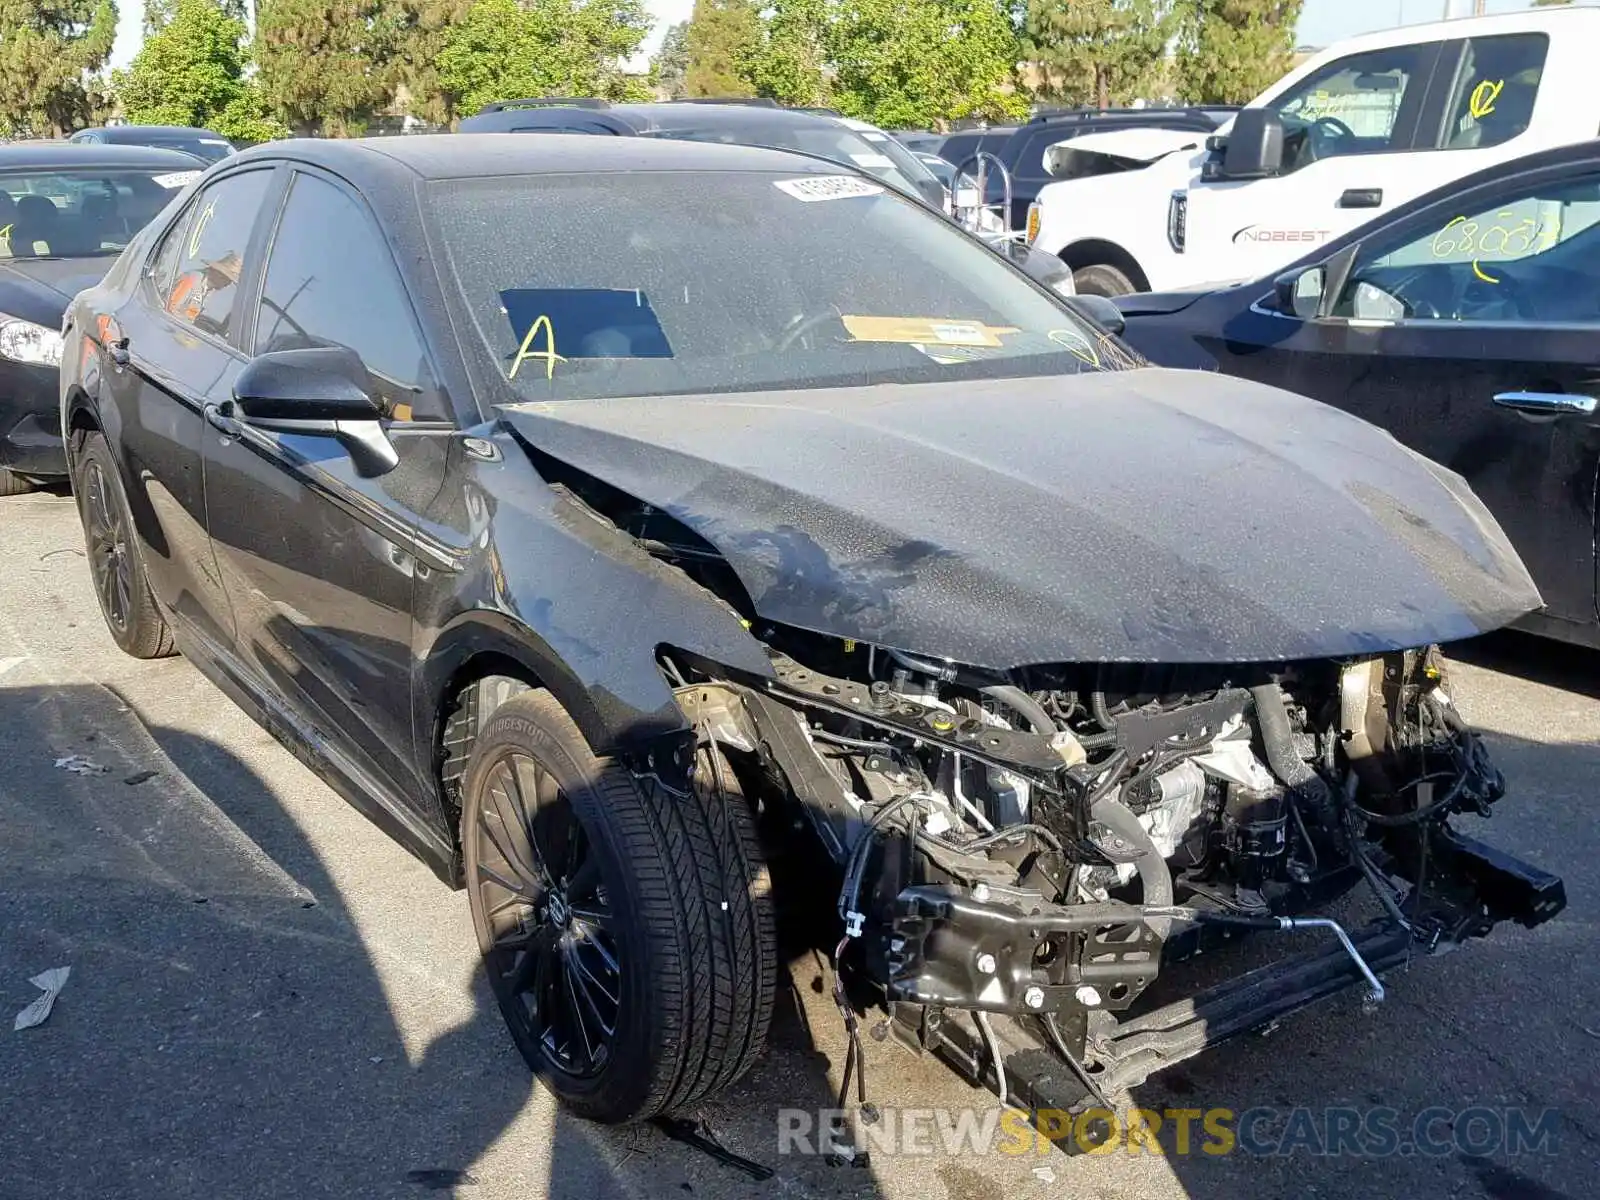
659,637 -> 1563,1139
490,374 -> 1565,1143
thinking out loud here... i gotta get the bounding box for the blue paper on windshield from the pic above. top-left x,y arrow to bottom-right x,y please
500,288 -> 674,361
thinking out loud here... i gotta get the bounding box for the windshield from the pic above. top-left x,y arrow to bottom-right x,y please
0,166 -> 200,259
646,122 -> 944,206
432,170 -> 1136,403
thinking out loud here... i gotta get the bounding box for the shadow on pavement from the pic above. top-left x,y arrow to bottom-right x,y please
1450,629 -> 1600,700
0,680 -> 882,1198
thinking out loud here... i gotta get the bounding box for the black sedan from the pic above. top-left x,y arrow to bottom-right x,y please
0,142 -> 202,495
1117,140 -> 1600,650
70,124 -> 236,164
60,134 -> 1561,1132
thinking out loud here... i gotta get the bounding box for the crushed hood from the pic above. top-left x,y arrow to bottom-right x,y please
499,368 -> 1540,667
1043,127 -> 1207,176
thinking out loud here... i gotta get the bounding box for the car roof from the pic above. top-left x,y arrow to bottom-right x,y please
81,125 -> 228,139
230,132 -> 850,183
0,141 -> 204,169
461,101 -> 882,136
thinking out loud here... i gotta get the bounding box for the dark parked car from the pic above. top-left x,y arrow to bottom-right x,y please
942,108 -> 1235,233
0,142 -> 202,495
60,134 -> 1561,1135
459,99 -> 948,208
70,125 -> 235,164
1116,139 -> 1600,650
457,99 -> 1079,296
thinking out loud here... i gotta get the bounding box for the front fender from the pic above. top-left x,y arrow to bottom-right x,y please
412,428 -> 775,756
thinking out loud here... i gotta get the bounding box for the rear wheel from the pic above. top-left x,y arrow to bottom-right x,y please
0,468 -> 35,496
1072,263 -> 1138,297
462,689 -> 776,1122
74,433 -> 176,659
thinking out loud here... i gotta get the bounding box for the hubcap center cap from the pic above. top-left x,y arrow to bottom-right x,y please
547,890 -> 569,927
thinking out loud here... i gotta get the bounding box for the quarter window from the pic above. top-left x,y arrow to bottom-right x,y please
253,172 -> 445,421
1337,173 -> 1600,324
158,169 -> 273,340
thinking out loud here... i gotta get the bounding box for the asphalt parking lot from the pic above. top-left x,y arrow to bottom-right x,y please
2,488 -> 1596,1200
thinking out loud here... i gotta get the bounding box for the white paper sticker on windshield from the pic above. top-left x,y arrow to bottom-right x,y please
930,322 -> 990,345
198,139 -> 231,147
848,152 -> 895,170
153,171 -> 202,189
774,176 -> 884,202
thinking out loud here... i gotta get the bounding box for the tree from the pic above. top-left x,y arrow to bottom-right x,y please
386,0 -> 472,126
116,0 -> 285,141
1174,0 -> 1303,105
652,19 -> 689,99
143,0 -> 242,34
254,0 -> 399,134
684,0 -> 758,97
435,0 -> 651,118
740,0 -> 829,107
1025,0 -> 1172,109
0,0 -> 118,137
827,0 -> 1027,128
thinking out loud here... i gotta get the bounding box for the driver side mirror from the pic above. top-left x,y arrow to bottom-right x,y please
1217,109 -> 1285,180
232,346 -> 398,477
1273,265 -> 1326,320
1271,241 -> 1363,321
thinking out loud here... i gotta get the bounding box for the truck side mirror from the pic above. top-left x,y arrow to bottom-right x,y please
1219,109 -> 1285,180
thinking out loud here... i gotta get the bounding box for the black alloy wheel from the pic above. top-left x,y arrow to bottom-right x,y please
472,751 -> 621,1079
73,432 -> 175,659
461,689 -> 776,1123
83,457 -> 134,636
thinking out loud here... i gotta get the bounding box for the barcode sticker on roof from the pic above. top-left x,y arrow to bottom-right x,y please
773,176 -> 884,202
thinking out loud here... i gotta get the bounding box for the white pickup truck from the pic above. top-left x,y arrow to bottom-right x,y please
1027,6 -> 1600,295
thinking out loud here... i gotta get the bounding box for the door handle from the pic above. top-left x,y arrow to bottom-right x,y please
109,337 -> 130,368
1336,188 -> 1383,209
1493,391 -> 1598,417
203,403 -> 243,436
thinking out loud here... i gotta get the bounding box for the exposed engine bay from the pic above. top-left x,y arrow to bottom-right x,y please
485,383 -> 1566,1142
661,630 -> 1565,1126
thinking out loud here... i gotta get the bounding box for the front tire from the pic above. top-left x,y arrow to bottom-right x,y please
462,690 -> 776,1122
1072,262 -> 1138,297
74,433 -> 176,659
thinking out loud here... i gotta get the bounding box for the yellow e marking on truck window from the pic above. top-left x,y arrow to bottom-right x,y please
508,314 -> 566,380
1469,79 -> 1504,121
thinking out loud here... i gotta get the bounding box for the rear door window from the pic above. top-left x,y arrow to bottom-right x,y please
1436,33 -> 1547,151
156,169 -> 273,341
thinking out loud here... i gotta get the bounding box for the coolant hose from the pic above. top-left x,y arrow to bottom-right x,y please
1249,683 -> 1337,828
1089,791 -> 1174,939
979,685 -> 1057,736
